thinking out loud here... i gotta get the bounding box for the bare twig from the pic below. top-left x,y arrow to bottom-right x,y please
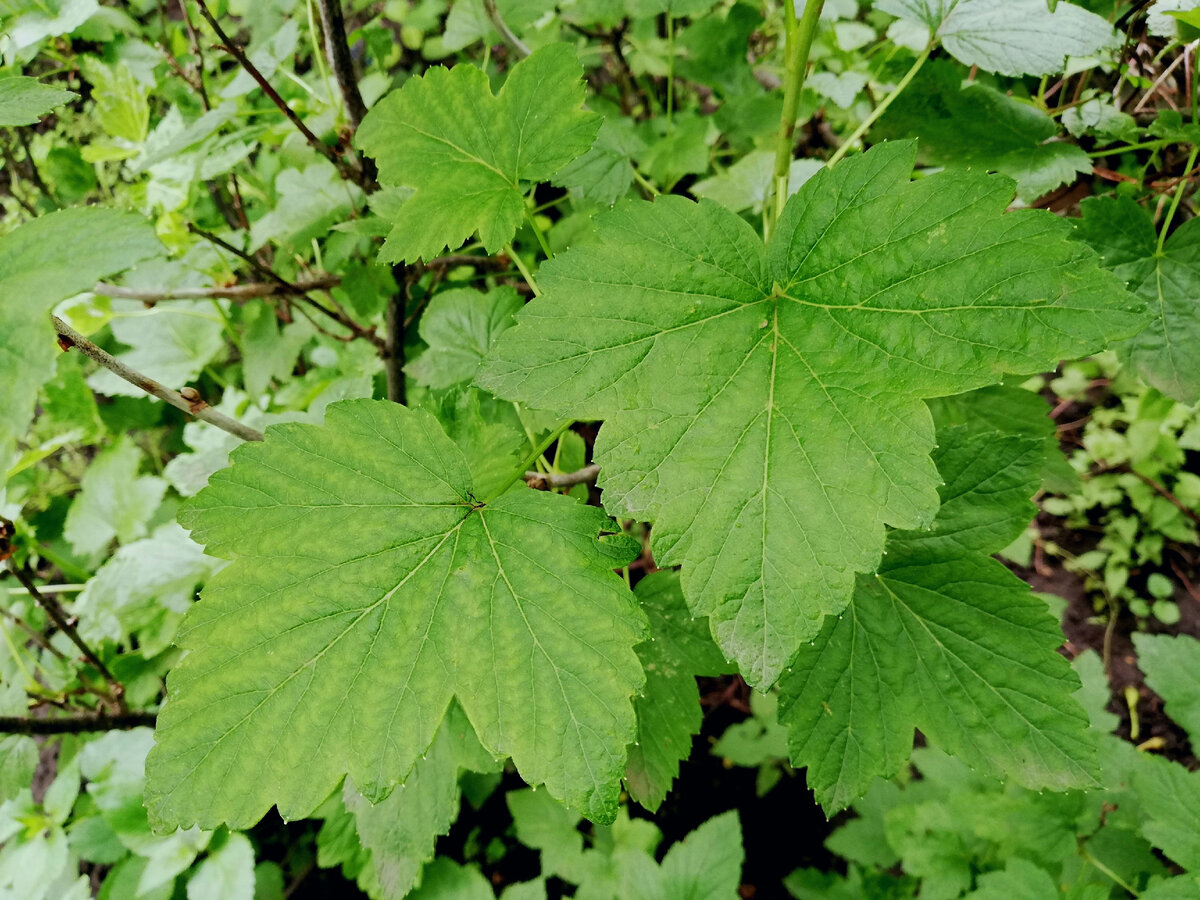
94,275 -> 340,303
525,464 -> 601,489
52,317 -> 266,443
0,710 -> 156,735
483,0 -> 531,57
3,552 -> 126,712
385,267 -> 410,404
192,0 -> 363,184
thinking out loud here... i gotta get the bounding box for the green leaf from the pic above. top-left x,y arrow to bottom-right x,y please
964,859 -> 1058,900
357,44 -> 600,262
0,76 -> 75,126
625,571 -> 728,811
0,207 -> 161,476
186,833 -> 255,900
146,400 -> 646,830
411,287 -> 524,390
878,0 -> 1115,76
1132,634 -> 1200,743
778,420 -> 1098,811
407,859 -> 493,900
648,810 -> 742,900
874,61 -> 1091,203
1131,752 -> 1200,871
691,151 -> 822,215
63,437 -> 167,560
0,685 -> 37,804
1073,195 -> 1200,402
479,141 -> 1142,687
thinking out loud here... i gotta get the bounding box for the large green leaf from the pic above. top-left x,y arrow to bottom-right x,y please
146,400 -> 646,829
1073,195 -> 1200,402
878,0 -> 1115,76
356,44 -> 599,262
0,207 -> 161,476
480,141 -> 1142,687
1133,634 -> 1200,743
777,419 -> 1098,811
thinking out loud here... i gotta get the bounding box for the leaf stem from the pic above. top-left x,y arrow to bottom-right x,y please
483,0 -> 531,58
485,420 -> 574,504
524,206 -> 554,260
1157,142 -> 1199,255
505,243 -> 542,296
765,0 -> 826,240
826,42 -> 933,169
1086,138 -> 1169,159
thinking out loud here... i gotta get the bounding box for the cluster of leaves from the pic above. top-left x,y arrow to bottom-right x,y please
2,0 -> 1200,896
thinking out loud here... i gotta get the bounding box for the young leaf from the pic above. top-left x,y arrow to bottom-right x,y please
878,0 -> 1115,76
0,76 -> 75,126
0,207 -> 161,475
1072,195 -> 1200,403
146,400 -> 646,830
778,421 -> 1098,812
1132,634 -> 1200,743
356,44 -> 599,262
625,571 -> 728,811
410,287 -> 524,390
480,141 -> 1142,687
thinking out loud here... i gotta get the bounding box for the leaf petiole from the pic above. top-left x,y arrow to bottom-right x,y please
484,419 -> 575,504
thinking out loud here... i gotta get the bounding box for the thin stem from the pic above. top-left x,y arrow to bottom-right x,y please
192,0 -> 363,186
826,42 -> 933,169
485,421 -> 574,504
524,206 -> 554,260
525,464 -> 600,489
4,555 -> 125,712
1157,142 -> 1199,255
666,15 -> 675,127
505,243 -> 541,296
94,275 -> 340,303
483,0 -> 531,57
765,0 -> 826,240
52,317 -> 266,443
0,605 -> 68,662
0,710 -> 156,735
1087,138 -> 1169,158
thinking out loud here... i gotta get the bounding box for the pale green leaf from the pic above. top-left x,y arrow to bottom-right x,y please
63,437 -> 166,559
691,151 -> 822,215
0,685 -> 36,804
778,421 -> 1098,811
186,833 -> 255,900
357,44 -> 600,262
878,0 -> 1115,76
408,859 -> 492,900
411,287 -> 524,390
964,859 -> 1058,900
1073,195 -> 1200,402
480,141 -> 1142,687
624,571 -> 728,811
146,400 -> 646,830
0,207 -> 160,475
1132,634 -> 1200,744
0,76 -> 74,126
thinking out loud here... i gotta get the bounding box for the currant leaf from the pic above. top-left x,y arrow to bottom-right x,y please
479,141 -> 1142,686
146,400 -> 646,830
778,418 -> 1098,812
356,44 -> 599,262
0,76 -> 75,126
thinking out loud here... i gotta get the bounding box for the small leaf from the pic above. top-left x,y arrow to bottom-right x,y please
357,44 -> 600,262
0,76 -> 75,126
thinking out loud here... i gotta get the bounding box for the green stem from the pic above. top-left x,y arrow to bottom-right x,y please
826,42 -> 933,169
524,206 -> 554,260
765,0 -> 826,240
1087,138 -> 1169,159
1157,143 -> 1199,256
666,15 -> 675,127
631,167 -> 660,197
505,243 -> 541,296
484,420 -> 574,504
1078,844 -> 1139,897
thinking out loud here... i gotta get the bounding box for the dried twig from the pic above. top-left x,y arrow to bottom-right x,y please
52,317 -> 266,443
525,464 -> 601,490
93,275 -> 341,303
0,710 -> 156,735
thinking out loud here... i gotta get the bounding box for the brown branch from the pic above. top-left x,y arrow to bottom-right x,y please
192,0 -> 363,185
52,317 -> 266,443
525,464 -> 600,490
3,552 -> 126,713
0,710 -> 156,735
314,0 -> 368,129
93,275 -> 341,303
